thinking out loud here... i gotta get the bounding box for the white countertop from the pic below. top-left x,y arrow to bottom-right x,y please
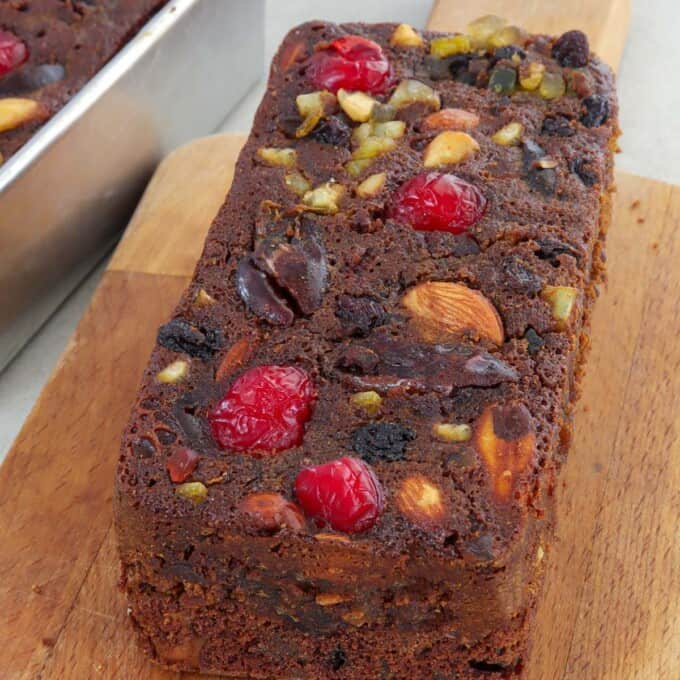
1,0 -> 678,459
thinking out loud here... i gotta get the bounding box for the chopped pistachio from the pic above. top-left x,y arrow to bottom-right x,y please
350,390 -> 383,416
157,360 -> 189,384
176,481 -> 208,505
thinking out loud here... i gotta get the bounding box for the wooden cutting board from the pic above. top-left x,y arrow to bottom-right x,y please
3,2 -> 679,679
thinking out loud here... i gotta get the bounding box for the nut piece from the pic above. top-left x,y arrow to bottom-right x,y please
397,475 -> 445,525
541,285 -> 578,328
422,108 -> 480,131
519,62 -> 545,90
474,404 -> 535,501
0,98 -> 44,133
316,593 -> 349,606
176,481 -> 208,505
302,182 -> 345,214
402,281 -> 504,345
194,288 -> 215,306
353,120 -> 406,143
423,131 -> 480,168
215,337 -> 254,381
432,423 -> 472,442
429,34 -> 472,58
295,91 -> 337,138
350,390 -> 382,416
491,122 -> 524,146
284,171 -> 312,196
390,23 -> 424,48
388,79 -> 440,111
314,532 -> 351,544
238,492 -> 306,533
156,360 -> 189,384
257,147 -> 297,168
466,15 -> 507,48
337,89 -> 376,122
356,172 -> 386,198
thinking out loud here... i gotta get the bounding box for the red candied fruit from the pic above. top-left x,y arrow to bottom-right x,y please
166,447 -> 200,483
387,172 -> 488,234
0,30 -> 28,78
307,35 -> 393,95
209,365 -> 315,454
294,457 -> 384,534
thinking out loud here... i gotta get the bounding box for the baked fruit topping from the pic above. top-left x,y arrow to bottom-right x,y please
294,457 -> 384,533
238,492 -> 306,533
388,172 -> 487,233
209,365 -> 316,454
0,30 -> 28,78
307,36 -> 393,95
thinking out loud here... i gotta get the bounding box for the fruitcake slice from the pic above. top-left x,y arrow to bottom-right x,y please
116,16 -> 617,678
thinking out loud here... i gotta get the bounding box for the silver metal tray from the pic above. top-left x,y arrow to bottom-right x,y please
0,0 -> 264,371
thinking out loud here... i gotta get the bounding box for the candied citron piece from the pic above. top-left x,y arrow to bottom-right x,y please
430,34 -> 472,58
257,147 -> 297,168
284,171 -> 312,196
302,182 -> 345,214
338,89 -> 376,122
539,72 -> 566,100
390,23 -> 424,48
350,390 -> 383,416
466,15 -> 507,48
432,423 -> 472,442
388,79 -> 440,111
491,122 -> 523,146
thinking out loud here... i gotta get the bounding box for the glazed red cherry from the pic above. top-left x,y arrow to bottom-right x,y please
294,457 -> 384,533
307,35 -> 393,94
0,30 -> 28,78
209,365 -> 315,454
387,172 -> 488,234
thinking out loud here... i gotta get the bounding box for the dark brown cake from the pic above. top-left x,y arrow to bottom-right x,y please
116,17 -> 618,678
0,0 -> 168,163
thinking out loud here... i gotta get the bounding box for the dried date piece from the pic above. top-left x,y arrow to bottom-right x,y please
353,423 -> 415,463
236,258 -> 294,326
522,140 -> 557,196
157,318 -> 222,359
541,115 -> 574,137
580,94 -> 609,128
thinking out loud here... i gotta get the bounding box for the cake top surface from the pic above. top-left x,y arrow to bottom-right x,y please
118,18 -> 617,565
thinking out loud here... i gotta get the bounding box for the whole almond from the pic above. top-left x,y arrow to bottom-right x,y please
0,98 -> 45,133
402,281 -> 504,345
423,131 -> 480,168
474,404 -> 535,501
397,475 -> 445,525
238,493 -> 306,533
423,108 -> 480,131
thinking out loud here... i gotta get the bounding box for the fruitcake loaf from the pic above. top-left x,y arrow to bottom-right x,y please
0,0 -> 168,163
115,16 -> 618,678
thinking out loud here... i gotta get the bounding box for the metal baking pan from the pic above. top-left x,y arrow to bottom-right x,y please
0,0 -> 264,371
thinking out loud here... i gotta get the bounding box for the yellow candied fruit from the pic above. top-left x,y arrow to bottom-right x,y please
256,146 -> 297,168
539,71 -> 566,100
541,286 -> 578,327
345,158 -> 374,177
423,131 -> 479,168
355,172 -> 387,198
489,25 -> 528,49
429,34 -> 471,58
352,136 -> 397,161
491,122 -> 524,146
390,23 -> 424,48
284,171 -> 312,196
0,97 -> 42,133
519,62 -> 546,91
156,360 -> 189,384
337,89 -> 376,122
350,390 -> 383,416
432,423 -> 472,442
466,15 -> 507,48
353,120 -> 406,144
176,481 -> 208,505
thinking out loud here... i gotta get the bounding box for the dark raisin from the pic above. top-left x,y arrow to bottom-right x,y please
329,647 -> 347,671
580,94 -> 609,128
310,115 -> 351,146
335,295 -> 386,337
157,318 -> 223,359
542,115 -> 575,137
353,423 -> 416,463
535,238 -> 580,265
492,46 -> 526,63
551,30 -> 590,67
570,158 -> 598,187
131,437 -> 156,459
488,66 -> 516,94
336,345 -> 380,374
522,140 -> 557,196
524,327 -> 545,355
497,256 -> 542,295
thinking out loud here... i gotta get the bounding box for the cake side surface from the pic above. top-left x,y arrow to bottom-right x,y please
115,18 -> 618,678
0,0 -> 168,161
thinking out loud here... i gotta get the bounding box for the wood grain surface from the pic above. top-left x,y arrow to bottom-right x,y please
4,2 -> 678,679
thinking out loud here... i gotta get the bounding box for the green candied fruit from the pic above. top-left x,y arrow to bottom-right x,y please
539,71 -> 566,99
488,67 -> 517,95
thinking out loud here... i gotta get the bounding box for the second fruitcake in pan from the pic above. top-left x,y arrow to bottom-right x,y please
116,15 -> 618,678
